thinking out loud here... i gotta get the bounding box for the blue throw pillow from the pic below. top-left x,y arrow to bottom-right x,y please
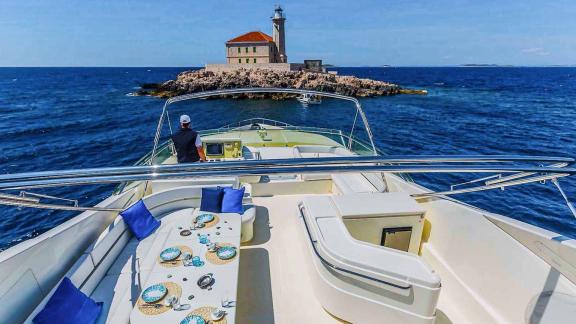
221,187 -> 245,214
120,200 -> 160,240
33,277 -> 103,324
200,187 -> 224,213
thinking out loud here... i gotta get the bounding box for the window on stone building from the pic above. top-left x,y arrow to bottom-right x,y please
238,58 -> 241,63
237,48 -> 241,54
246,58 -> 249,63
253,58 -> 257,63
245,47 -> 248,53
253,47 -> 256,53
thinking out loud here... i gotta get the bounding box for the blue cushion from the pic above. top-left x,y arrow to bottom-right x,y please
221,187 -> 245,214
200,187 -> 224,213
33,277 -> 103,324
120,200 -> 160,240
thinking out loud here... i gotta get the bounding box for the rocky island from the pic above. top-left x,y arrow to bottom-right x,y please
135,68 -> 424,99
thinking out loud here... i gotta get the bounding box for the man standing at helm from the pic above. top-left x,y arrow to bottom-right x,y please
171,115 -> 207,163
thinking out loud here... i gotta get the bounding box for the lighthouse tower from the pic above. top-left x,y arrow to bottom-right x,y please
272,5 -> 287,63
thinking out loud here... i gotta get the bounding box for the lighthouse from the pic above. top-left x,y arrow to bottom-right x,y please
272,5 -> 287,63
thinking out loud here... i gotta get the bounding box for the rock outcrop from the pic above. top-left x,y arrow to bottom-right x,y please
137,68 -> 406,99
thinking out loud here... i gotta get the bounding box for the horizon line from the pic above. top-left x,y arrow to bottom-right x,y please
0,65 -> 575,68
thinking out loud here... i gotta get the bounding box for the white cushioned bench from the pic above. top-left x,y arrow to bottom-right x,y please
25,184 -> 257,324
24,214 -> 138,324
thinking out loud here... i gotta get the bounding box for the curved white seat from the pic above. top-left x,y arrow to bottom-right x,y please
299,195 -> 441,324
151,176 -> 239,193
236,205 -> 257,243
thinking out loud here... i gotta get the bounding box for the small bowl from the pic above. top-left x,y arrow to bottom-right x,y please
197,273 -> 215,289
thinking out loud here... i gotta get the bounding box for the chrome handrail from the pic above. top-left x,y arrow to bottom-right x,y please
215,118 -> 293,130
151,88 -> 379,162
0,155 -> 572,183
0,162 -> 574,191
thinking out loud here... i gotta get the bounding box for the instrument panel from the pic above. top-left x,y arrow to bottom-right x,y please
203,138 -> 243,161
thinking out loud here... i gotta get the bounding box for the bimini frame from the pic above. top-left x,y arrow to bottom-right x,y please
151,88 -> 378,163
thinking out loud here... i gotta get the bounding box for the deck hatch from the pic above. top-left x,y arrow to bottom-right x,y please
381,227 -> 412,252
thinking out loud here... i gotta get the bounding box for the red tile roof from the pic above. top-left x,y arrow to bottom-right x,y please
227,31 -> 273,43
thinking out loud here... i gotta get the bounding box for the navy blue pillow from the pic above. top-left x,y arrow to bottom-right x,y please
221,187 -> 245,214
120,200 -> 160,240
33,277 -> 102,324
200,187 -> 224,213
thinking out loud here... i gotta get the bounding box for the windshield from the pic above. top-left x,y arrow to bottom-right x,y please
150,89 -> 377,164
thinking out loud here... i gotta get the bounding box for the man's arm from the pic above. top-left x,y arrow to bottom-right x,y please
197,146 -> 207,162
195,135 -> 207,162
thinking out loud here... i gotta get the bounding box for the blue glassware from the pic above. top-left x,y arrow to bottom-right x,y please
199,234 -> 209,245
141,284 -> 168,303
192,256 -> 204,267
180,314 -> 206,324
182,252 -> 192,266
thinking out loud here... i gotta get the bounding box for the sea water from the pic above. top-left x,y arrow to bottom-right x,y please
0,67 -> 574,250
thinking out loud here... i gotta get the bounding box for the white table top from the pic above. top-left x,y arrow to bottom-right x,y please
130,208 -> 241,324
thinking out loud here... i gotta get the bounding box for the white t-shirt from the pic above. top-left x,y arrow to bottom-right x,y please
195,135 -> 202,148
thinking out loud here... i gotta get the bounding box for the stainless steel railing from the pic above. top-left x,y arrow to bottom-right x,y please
0,156 -> 573,191
0,155 -> 574,211
0,155 -> 571,184
215,118 -> 292,130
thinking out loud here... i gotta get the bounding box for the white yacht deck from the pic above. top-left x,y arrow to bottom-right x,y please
238,195 -> 344,323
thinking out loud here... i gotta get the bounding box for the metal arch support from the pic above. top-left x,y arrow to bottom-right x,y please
150,87 -> 379,160
348,108 -> 359,150
151,100 -> 170,165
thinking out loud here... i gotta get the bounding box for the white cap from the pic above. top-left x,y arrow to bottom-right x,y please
180,115 -> 191,124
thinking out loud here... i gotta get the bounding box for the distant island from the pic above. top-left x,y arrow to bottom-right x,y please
133,68 -> 427,99
132,6 -> 427,99
459,64 -> 515,67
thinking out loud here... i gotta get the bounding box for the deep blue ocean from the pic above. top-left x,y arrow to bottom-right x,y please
0,67 -> 575,250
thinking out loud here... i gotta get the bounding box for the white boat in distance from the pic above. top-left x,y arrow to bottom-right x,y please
297,93 -> 322,105
1,88 -> 576,324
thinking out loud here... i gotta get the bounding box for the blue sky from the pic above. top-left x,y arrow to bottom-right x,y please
0,0 -> 574,66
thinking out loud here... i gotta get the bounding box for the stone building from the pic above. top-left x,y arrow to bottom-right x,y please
226,31 -> 277,64
225,6 -> 287,65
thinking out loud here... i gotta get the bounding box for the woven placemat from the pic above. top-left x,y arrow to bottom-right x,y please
194,214 -> 220,229
205,243 -> 237,265
157,245 -> 193,268
137,281 -> 182,316
186,306 -> 228,324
